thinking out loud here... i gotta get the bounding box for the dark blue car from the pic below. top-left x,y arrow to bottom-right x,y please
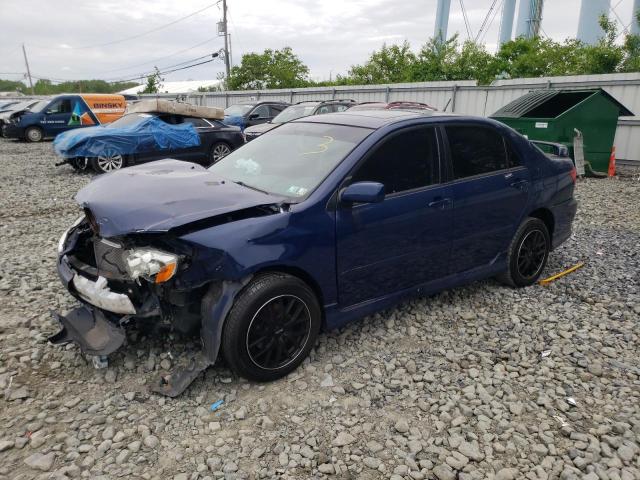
52,109 -> 577,396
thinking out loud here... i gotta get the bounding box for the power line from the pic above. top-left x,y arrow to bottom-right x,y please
480,0 -> 504,43
110,55 -> 221,84
89,35 -> 222,76
475,0 -> 500,42
27,1 -> 221,50
103,52 -> 221,82
459,0 -> 474,40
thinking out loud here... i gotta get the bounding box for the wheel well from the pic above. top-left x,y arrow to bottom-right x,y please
211,141 -> 231,149
528,208 -> 554,237
25,125 -> 43,136
253,266 -> 326,325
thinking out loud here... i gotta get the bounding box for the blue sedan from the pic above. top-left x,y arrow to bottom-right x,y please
53,109 -> 577,396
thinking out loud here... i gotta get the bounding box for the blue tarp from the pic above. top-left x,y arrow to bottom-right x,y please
223,115 -> 246,130
53,114 -> 201,158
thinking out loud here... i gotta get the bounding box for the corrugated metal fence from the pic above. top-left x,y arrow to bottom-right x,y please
143,72 -> 640,161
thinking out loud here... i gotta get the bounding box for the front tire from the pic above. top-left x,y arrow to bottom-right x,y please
222,273 -> 321,382
71,157 -> 89,171
498,217 -> 550,287
25,126 -> 43,143
90,149 -> 127,174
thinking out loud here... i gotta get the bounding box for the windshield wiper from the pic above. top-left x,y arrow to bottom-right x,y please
233,181 -> 270,195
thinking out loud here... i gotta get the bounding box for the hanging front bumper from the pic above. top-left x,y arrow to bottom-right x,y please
49,306 -> 126,357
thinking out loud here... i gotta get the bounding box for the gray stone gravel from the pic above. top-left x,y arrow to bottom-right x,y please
0,137 -> 639,479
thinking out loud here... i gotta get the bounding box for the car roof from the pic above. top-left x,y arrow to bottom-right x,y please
235,100 -> 289,106
293,109 -> 461,129
292,99 -> 355,106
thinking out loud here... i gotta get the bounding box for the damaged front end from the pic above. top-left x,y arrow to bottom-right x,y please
52,212 -> 242,397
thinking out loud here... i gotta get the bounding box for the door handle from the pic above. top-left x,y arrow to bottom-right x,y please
509,179 -> 529,189
428,198 -> 452,209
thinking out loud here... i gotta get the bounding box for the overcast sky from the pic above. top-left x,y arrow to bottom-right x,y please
0,0 -> 636,85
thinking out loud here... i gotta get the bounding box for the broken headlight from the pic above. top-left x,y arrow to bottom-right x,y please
125,248 -> 178,284
57,215 -> 86,254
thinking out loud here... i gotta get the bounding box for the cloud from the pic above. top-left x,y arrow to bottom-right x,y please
0,0 -> 635,83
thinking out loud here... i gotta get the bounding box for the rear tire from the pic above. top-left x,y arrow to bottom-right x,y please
222,273 -> 321,382
497,217 -> 550,287
90,149 -> 127,174
25,126 -> 43,143
209,142 -> 231,165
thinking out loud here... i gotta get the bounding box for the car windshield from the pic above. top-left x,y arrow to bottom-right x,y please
224,104 -> 253,116
106,113 -> 151,128
209,122 -> 371,199
29,100 -> 51,113
272,104 -> 318,124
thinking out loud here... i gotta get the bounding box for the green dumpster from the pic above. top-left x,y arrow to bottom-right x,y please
491,89 -> 633,173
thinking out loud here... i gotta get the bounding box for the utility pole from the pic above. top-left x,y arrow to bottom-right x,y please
22,44 -> 34,95
222,0 -> 230,80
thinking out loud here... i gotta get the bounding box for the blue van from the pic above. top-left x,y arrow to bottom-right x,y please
4,94 -> 126,142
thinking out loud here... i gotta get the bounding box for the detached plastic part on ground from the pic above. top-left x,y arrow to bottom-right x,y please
53,115 -> 201,159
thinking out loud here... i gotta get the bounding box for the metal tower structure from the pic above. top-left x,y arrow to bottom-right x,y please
632,0 -> 640,36
515,0 -> 544,38
498,0 -> 517,45
434,0 -> 452,42
577,0 -> 611,44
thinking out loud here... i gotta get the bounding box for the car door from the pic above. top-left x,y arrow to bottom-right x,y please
246,104 -> 271,127
180,117 -> 213,163
442,124 -> 531,274
336,125 -> 453,307
43,98 -> 73,137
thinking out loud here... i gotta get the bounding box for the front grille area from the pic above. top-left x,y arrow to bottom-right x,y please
93,238 -> 129,277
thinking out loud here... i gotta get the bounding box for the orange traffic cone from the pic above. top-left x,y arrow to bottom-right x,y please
608,146 -> 616,177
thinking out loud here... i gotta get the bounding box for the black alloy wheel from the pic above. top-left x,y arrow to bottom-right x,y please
497,217 -> 550,287
516,229 -> 547,279
246,295 -> 311,370
222,273 -> 321,382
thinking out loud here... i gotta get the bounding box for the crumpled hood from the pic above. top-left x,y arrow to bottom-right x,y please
75,159 -> 283,237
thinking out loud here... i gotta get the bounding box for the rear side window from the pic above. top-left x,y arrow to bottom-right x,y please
184,117 -> 209,127
351,127 -> 438,194
445,126 -> 508,179
269,105 -> 285,116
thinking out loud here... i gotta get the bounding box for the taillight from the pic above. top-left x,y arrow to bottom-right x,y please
569,167 -> 577,183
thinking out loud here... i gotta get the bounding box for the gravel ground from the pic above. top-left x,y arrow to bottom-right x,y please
0,137 -> 638,480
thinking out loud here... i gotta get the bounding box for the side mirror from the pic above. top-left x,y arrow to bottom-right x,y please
340,182 -> 385,204
248,113 -> 259,120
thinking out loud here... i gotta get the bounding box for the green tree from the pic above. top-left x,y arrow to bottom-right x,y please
347,41 -> 416,84
141,67 -> 163,94
0,79 -> 26,93
409,36 -> 460,81
447,40 -> 499,84
227,47 -> 309,90
580,15 -> 624,74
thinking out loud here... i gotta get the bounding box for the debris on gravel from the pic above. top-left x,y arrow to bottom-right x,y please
0,138 -> 638,479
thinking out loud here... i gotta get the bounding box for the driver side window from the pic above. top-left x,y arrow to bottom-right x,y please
47,99 -> 72,114
251,105 -> 270,119
350,126 -> 439,195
